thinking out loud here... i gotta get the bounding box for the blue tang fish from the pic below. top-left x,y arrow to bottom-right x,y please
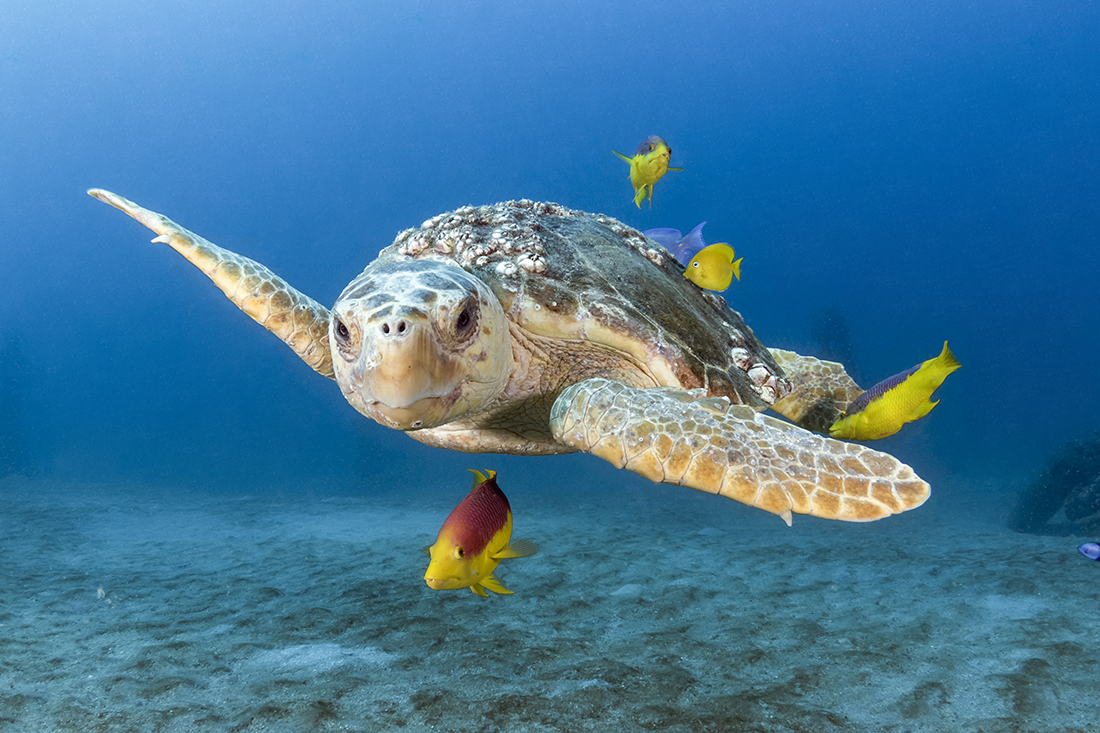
643,222 -> 743,291
643,222 -> 708,265
1079,543 -> 1100,560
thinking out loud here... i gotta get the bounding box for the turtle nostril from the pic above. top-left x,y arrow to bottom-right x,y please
380,320 -> 409,337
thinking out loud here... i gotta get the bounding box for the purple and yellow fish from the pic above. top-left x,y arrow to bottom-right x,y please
423,470 -> 538,597
613,135 -> 683,208
829,341 -> 961,441
643,222 -> 743,291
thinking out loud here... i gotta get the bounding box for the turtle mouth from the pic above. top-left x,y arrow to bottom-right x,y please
349,323 -> 467,430
365,392 -> 459,431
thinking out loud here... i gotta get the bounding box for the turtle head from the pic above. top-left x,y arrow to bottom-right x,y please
330,259 -> 512,430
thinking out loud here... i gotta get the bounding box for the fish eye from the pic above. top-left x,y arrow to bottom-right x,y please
452,546 -> 465,559
692,261 -> 701,268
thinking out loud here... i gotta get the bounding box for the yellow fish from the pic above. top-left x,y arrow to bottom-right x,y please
684,243 -> 743,291
423,470 -> 538,597
830,341 -> 961,440
612,135 -> 683,208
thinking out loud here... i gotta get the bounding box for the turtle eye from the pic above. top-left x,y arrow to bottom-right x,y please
455,302 -> 476,336
334,316 -> 351,344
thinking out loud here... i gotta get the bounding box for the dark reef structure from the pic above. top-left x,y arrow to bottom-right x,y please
1008,431 -> 1100,535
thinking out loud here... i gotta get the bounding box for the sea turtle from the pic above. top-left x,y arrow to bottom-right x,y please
88,189 -> 930,525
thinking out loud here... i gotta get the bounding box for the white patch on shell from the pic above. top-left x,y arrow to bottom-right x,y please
730,347 -> 752,371
393,198 -> 676,284
747,364 -> 779,403
394,200 -> 582,276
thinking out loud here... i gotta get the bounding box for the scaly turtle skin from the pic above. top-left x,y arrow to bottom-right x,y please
88,189 -> 929,525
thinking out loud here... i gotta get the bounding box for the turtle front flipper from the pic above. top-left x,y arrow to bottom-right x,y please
88,189 -> 334,379
549,378 -> 929,525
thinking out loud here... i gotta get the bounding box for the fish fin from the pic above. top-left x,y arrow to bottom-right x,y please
421,545 -> 432,556
469,583 -> 490,597
673,222 -> 707,264
479,574 -> 514,595
496,538 -> 539,559
668,166 -> 684,172
468,468 -> 496,486
731,257 -> 743,281
912,398 -> 939,420
642,228 -> 683,249
612,149 -> 633,164
634,185 -> 647,208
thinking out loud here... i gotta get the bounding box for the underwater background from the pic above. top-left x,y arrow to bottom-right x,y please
2,0 -> 1100,731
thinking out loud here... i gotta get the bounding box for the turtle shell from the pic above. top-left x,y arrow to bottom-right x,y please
377,199 -> 788,409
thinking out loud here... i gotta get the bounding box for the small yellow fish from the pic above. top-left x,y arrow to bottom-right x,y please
830,341 -> 961,440
684,243 -> 743,291
423,469 -> 538,597
612,135 -> 683,208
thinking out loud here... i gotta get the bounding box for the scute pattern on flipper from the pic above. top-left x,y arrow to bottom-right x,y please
769,349 -> 863,433
550,378 -> 930,523
87,189 -> 334,378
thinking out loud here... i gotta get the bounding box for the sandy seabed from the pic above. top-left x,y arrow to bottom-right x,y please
1,472 -> 1098,733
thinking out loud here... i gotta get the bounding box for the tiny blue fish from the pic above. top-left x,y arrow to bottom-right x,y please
1078,543 -> 1100,561
643,222 -> 708,266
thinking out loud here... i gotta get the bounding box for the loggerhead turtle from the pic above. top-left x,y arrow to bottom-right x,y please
88,189 -> 930,525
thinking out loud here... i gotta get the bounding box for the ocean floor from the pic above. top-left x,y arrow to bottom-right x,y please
1,471 -> 1098,733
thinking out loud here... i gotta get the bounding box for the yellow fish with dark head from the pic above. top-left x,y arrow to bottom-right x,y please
829,341 -> 961,440
612,135 -> 683,208
423,470 -> 538,597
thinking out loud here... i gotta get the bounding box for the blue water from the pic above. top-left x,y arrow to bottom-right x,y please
1,1 -> 1099,727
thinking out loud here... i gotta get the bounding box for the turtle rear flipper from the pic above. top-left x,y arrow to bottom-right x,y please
89,189 -> 334,379
550,378 -> 930,525
768,349 -> 864,433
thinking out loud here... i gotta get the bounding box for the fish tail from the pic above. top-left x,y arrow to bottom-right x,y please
731,257 -> 743,281
936,341 -> 962,373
